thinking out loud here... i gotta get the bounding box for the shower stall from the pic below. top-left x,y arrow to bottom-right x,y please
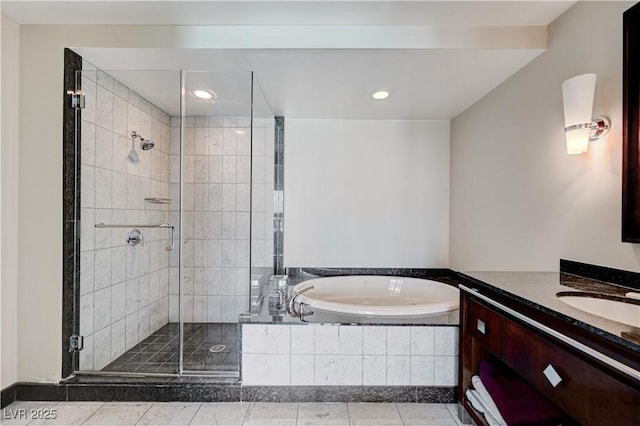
73,63 -> 275,377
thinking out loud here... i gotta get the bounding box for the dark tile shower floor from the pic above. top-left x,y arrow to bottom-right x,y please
102,323 -> 239,374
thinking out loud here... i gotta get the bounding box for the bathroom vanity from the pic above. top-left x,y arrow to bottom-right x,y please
456,269 -> 640,425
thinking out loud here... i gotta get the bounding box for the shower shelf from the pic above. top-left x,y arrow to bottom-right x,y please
144,197 -> 171,204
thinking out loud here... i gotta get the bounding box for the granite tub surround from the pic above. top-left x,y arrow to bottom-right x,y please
79,61 -> 172,372
457,263 -> 640,371
241,324 -> 458,388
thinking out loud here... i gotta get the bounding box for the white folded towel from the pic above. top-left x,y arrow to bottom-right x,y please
466,389 -> 504,426
472,375 -> 508,426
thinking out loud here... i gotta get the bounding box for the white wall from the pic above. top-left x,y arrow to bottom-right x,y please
285,119 -> 450,267
450,1 -> 639,272
1,13 -> 20,389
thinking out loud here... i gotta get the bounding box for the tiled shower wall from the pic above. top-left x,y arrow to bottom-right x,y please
242,324 -> 459,386
168,116 -> 274,323
79,62 -> 172,370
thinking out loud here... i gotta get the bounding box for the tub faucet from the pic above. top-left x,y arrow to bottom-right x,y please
288,285 -> 315,320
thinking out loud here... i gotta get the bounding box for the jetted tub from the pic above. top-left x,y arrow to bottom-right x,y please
289,275 -> 460,324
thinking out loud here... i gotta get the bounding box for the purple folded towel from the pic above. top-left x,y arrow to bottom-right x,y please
479,360 -> 566,425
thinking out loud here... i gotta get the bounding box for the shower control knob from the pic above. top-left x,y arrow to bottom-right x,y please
127,229 -> 144,247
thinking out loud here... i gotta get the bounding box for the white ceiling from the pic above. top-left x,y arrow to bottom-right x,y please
2,1 -> 577,119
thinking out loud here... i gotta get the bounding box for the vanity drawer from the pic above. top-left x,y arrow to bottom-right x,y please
503,320 -> 640,426
467,298 -> 504,356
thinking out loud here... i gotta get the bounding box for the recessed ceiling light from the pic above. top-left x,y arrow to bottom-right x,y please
372,89 -> 391,100
235,130 -> 246,135
190,89 -> 217,101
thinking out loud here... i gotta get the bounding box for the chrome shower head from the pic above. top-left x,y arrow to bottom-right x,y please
140,139 -> 155,150
131,131 -> 155,151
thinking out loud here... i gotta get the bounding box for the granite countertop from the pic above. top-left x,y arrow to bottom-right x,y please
460,271 -> 640,354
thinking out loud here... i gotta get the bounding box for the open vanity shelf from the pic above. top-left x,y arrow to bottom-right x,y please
457,275 -> 640,426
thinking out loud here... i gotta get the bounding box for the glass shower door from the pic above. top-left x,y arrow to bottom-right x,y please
178,71 -> 255,375
76,67 -> 180,375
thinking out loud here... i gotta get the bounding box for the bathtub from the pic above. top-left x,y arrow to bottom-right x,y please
289,275 -> 460,324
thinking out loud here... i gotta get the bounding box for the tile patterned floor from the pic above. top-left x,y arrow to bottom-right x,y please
102,323 -> 238,374
1,401 -> 466,425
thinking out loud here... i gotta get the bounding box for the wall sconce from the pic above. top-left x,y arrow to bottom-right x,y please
561,73 -> 610,155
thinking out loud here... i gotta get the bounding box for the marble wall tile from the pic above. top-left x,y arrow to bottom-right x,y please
387,327 -> 411,356
410,327 -> 435,355
386,356 -> 411,386
339,326 -> 363,355
410,356 -> 435,386
291,325 -> 315,355
315,325 -> 340,355
434,357 -> 458,386
362,355 -> 386,386
434,327 -> 458,356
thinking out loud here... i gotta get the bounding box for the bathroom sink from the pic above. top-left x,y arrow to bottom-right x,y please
557,293 -> 640,328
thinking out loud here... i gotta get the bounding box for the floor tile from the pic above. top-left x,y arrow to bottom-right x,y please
347,403 -> 403,426
444,404 -> 466,426
1,401 -> 58,425
243,402 -> 298,426
396,403 -> 457,425
296,402 -> 349,426
82,401 -> 151,425
189,402 -> 250,426
136,402 -> 201,425
28,402 -> 104,425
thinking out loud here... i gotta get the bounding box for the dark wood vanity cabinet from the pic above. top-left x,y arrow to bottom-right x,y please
459,289 -> 640,426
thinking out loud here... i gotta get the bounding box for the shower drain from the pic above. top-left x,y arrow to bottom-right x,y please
209,345 -> 226,353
